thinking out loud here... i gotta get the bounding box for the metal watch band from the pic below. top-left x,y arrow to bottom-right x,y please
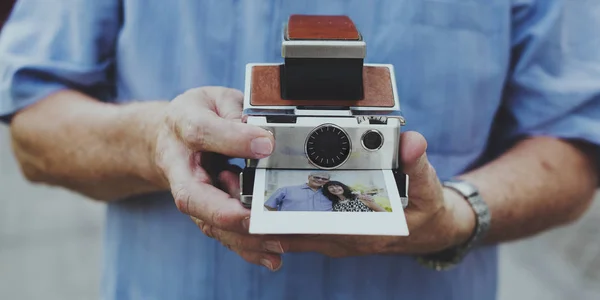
416,178 -> 491,271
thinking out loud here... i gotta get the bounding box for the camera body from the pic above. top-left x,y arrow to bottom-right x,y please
244,110 -> 402,170
239,15 -> 409,208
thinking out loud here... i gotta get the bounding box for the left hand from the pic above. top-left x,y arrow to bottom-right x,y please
195,131 -> 477,270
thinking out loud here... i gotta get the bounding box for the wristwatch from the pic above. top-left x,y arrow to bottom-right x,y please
416,178 -> 491,271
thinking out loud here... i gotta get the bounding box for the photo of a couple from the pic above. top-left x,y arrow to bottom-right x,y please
263,170 -> 392,212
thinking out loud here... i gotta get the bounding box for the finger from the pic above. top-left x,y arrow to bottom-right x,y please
233,249 -> 283,272
181,86 -> 245,120
209,87 -> 245,120
192,218 -> 284,271
188,111 -> 274,159
275,236 -> 351,257
219,168 -> 241,199
171,87 -> 275,159
400,131 -> 429,179
173,180 -> 251,233
155,128 -> 212,186
161,137 -> 251,233
399,131 -> 444,209
201,152 -> 234,190
203,223 -> 285,254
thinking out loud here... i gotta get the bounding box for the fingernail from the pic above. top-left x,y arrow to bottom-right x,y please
251,137 -> 273,156
260,258 -> 274,271
242,217 -> 250,230
263,241 -> 284,254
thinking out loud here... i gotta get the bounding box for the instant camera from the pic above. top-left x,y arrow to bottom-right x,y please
239,15 -> 409,208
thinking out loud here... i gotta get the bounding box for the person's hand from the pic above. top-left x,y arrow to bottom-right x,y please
285,131 -> 478,257
152,86 -> 284,270
198,131 -> 478,270
357,194 -> 375,203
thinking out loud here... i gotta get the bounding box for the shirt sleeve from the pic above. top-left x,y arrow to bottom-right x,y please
491,0 -> 600,171
0,0 -> 121,123
264,187 -> 286,210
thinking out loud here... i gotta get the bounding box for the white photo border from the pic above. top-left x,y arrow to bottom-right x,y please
249,169 -> 409,236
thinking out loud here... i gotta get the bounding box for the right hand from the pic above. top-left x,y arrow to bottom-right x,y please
357,194 -> 374,202
152,86 -> 281,267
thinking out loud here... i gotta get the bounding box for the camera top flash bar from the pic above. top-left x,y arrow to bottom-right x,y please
280,15 -> 366,101
245,14 -> 401,114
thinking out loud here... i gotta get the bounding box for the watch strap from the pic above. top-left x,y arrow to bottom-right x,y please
416,178 -> 491,270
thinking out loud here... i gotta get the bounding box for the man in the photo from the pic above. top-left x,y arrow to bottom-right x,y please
264,171 -> 333,211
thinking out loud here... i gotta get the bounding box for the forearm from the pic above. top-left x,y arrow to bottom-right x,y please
458,136 -> 599,244
9,89 -> 170,201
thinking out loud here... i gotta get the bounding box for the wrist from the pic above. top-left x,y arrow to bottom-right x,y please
416,179 -> 490,270
443,186 -> 477,247
118,101 -> 171,190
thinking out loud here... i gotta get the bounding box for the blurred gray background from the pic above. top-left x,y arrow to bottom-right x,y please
1,124 -> 600,300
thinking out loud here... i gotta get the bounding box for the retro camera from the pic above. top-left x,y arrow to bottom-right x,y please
239,15 -> 409,208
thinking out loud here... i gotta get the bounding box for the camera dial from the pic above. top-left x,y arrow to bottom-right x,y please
305,124 -> 351,169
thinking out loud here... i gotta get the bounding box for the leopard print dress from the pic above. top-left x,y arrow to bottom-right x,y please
332,198 -> 374,212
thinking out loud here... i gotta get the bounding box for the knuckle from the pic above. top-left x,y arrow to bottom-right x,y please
220,88 -> 244,105
165,101 -> 184,133
222,87 -> 243,98
182,86 -> 207,98
231,236 -> 246,250
173,185 -> 191,215
212,227 -> 224,241
210,208 -> 228,228
153,137 -> 170,169
183,86 -> 215,105
216,230 -> 229,244
201,223 -> 214,238
169,89 -> 213,150
182,119 -> 208,150
191,216 -> 203,227
238,251 -> 257,264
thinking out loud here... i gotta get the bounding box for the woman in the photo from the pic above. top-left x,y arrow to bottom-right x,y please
322,181 -> 387,212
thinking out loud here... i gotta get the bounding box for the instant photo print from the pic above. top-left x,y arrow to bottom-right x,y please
239,15 -> 410,236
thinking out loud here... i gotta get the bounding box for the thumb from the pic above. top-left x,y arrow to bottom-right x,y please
170,86 -> 275,159
182,111 -> 274,159
400,131 -> 443,206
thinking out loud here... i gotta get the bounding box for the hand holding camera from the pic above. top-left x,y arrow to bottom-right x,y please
153,86 -> 274,235
193,129 -> 475,271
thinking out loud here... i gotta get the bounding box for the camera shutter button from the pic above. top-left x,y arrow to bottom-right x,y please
361,130 -> 384,151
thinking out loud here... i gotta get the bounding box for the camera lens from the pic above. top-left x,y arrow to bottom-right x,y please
362,130 -> 384,151
305,124 -> 351,169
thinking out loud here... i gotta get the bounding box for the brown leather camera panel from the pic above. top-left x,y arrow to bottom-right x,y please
287,15 -> 360,40
249,65 -> 395,107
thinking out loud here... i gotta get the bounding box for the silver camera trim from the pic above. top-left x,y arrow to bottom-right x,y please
281,39 -> 367,59
245,116 -> 401,170
281,24 -> 366,59
304,123 -> 353,170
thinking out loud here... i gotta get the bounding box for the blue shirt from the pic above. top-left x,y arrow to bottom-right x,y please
265,184 -> 333,211
2,1 -> 600,299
